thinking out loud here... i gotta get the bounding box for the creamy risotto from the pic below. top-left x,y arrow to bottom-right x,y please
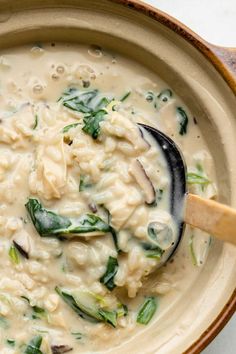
0,44 -> 217,353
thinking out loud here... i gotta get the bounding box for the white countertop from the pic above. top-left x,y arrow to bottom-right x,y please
143,1 -> 236,353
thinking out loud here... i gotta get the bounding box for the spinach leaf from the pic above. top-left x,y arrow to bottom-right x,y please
136,297 -> 157,325
55,287 -> 99,323
62,89 -> 98,113
55,287 -> 118,327
25,199 -> 111,238
24,335 -> 43,354
177,107 -> 189,135
59,88 -> 111,139
95,97 -> 111,110
25,199 -> 71,236
98,309 -> 117,327
62,123 -> 80,133
8,244 -> 20,264
82,109 -> 106,139
187,172 -> 210,185
110,228 -> 120,253
100,256 -> 118,291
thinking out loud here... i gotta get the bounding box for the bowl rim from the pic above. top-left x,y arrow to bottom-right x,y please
108,0 -> 236,353
110,0 -> 236,92
0,0 -> 235,351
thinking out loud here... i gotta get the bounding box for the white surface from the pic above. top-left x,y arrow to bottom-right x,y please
142,1 -> 236,353
144,0 -> 236,46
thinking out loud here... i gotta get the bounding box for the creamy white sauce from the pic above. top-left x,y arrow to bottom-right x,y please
0,43 -> 217,353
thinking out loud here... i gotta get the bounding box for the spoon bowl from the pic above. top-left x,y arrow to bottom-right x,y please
140,123 -> 236,264
140,123 -> 187,262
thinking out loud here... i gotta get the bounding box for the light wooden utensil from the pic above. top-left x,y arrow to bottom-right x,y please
185,193 -> 236,245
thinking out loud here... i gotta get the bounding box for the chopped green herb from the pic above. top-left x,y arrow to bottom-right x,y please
79,175 -> 93,192
189,232 -> 211,267
100,256 -> 118,291
8,244 -> 20,264
146,248 -> 163,260
32,306 -> 47,320
120,91 -> 131,102
25,198 -> 111,238
21,296 -> 47,320
142,242 -> 164,260
0,316 -> 9,329
33,114 -> 38,129
177,107 -> 189,135
117,303 -> 128,317
24,335 -> 43,354
137,297 -> 157,325
6,339 -> 15,347
187,172 -> 210,185
62,122 -> 80,133
71,332 -> 83,340
189,234 -> 197,266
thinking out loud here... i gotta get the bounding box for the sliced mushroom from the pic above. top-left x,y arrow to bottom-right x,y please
129,159 -> 156,205
139,127 -> 151,148
13,230 -> 31,259
51,345 -> 73,354
88,202 -> 97,213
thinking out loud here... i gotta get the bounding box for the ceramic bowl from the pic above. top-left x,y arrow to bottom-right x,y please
0,0 -> 235,352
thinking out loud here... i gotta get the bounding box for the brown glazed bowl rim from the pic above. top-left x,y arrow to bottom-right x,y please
108,0 -> 236,353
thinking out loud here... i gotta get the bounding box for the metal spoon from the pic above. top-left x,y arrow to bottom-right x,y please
140,123 -> 236,262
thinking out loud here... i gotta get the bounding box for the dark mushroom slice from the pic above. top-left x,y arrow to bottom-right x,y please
129,159 -> 156,205
13,232 -> 31,259
139,127 -> 151,148
51,345 -> 73,354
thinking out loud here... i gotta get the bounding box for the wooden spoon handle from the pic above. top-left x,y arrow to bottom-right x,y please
185,193 -> 236,245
